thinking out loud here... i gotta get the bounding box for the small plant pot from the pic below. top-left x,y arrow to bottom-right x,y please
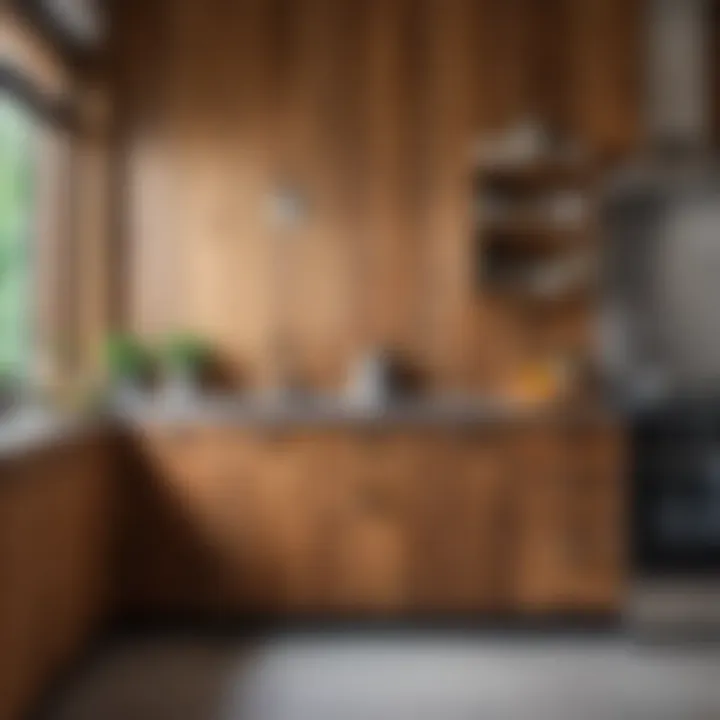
162,368 -> 200,403
112,377 -> 146,406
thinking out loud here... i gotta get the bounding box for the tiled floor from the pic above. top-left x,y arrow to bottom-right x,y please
47,632 -> 720,720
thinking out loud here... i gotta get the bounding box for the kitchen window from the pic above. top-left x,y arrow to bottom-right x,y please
0,67 -> 72,403
0,89 -> 34,383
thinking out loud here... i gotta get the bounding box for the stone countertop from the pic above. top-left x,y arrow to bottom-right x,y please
113,393 -> 618,429
0,395 -> 618,459
0,410 -> 103,459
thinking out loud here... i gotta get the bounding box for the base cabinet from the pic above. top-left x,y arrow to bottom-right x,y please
408,432 -> 510,613
511,428 -> 625,613
124,424 -> 624,617
0,437 -> 111,720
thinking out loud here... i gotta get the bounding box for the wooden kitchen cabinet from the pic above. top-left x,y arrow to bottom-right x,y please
563,427 -> 626,610
408,430 -> 510,613
511,426 -> 624,613
224,431 -> 346,614
0,436 -> 112,720
326,432 -> 417,614
132,428 -> 352,614
127,427 -> 235,612
511,428 -> 574,612
123,423 -> 624,618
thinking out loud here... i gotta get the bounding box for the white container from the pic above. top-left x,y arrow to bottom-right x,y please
346,351 -> 390,408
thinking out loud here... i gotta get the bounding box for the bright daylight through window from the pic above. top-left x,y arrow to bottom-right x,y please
0,93 -> 34,387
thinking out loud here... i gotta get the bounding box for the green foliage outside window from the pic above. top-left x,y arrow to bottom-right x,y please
0,95 -> 33,382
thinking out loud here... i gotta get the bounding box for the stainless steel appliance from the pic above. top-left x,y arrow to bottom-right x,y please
601,0 -> 720,633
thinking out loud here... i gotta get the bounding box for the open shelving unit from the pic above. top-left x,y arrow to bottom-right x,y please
476,158 -> 600,304
473,152 -> 605,400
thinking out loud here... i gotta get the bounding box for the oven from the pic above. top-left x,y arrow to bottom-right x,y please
632,401 -> 720,576
628,400 -> 720,633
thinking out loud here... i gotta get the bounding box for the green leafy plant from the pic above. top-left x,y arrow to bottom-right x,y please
159,333 -> 212,377
105,334 -> 151,383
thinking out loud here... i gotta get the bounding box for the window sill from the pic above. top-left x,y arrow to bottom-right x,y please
0,407 -> 98,459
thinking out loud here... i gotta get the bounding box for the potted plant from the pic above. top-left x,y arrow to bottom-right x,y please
105,334 -> 152,401
159,332 -> 212,400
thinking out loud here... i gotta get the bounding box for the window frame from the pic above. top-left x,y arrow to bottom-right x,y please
0,65 -> 73,125
0,63 -> 77,396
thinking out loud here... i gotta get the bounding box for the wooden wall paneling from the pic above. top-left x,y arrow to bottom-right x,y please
276,0 -> 355,389
475,0 -> 536,131
143,0 -> 186,344
324,0 -> 371,381
265,0 -> 300,388
174,0 -> 234,356
182,0 -> 274,384
113,0 -> 171,335
110,0 -> 643,390
422,0 -> 476,390
359,0 -> 414,353
471,0 -> 503,133
570,0 -> 643,157
468,0 -> 523,387
400,0 -> 434,371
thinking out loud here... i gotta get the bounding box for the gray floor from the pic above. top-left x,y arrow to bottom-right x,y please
47,632 -> 720,720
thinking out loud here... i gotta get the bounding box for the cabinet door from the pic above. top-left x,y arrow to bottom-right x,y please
511,428 -> 574,612
409,431 -> 509,614
511,426 -> 624,613
327,432 -> 416,615
0,440 -> 110,720
33,441 -> 111,670
0,458 -> 51,719
131,427 -> 239,612
562,427 -> 625,610
228,431 -> 344,614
